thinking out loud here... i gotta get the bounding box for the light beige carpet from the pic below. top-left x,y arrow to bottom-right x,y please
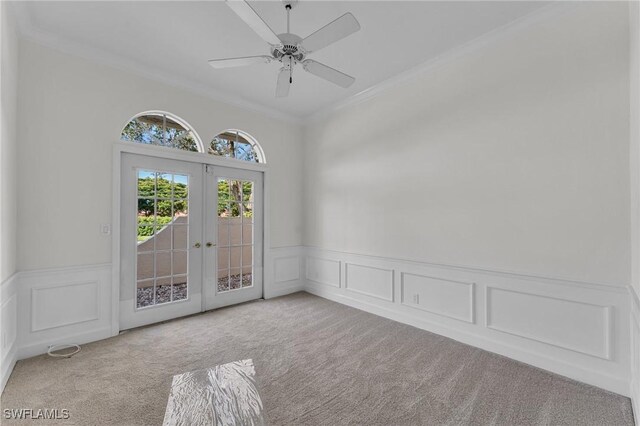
1,292 -> 634,425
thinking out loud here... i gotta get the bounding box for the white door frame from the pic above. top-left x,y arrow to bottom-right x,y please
111,141 -> 271,336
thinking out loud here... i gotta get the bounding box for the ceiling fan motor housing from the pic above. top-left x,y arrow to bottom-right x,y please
272,33 -> 306,62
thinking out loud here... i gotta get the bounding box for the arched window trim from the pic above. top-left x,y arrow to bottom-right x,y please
121,111 -> 205,153
210,129 -> 266,164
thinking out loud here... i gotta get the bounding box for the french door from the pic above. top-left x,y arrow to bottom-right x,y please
119,153 -> 263,330
203,166 -> 263,310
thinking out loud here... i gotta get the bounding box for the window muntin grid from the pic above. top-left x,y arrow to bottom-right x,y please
217,178 -> 254,292
121,112 -> 202,152
136,169 -> 190,308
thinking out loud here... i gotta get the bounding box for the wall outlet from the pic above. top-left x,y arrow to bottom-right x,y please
412,294 -> 419,304
100,224 -> 111,235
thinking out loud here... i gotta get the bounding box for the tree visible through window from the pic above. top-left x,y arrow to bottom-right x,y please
209,130 -> 263,163
121,113 -> 200,152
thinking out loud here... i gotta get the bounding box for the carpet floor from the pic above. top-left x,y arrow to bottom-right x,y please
1,292 -> 634,425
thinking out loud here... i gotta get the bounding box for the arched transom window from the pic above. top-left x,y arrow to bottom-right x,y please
121,112 -> 203,152
209,130 -> 265,163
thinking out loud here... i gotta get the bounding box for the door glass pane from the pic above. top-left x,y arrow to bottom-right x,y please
217,178 -> 255,292
136,169 -> 190,308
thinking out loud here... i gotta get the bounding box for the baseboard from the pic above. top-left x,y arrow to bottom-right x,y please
17,326 -> 113,360
303,247 -> 631,396
266,282 -> 305,299
1,273 -> 19,393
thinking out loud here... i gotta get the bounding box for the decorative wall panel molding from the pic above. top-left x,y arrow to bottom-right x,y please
303,247 -> 631,396
8,246 -> 305,368
401,273 -> 474,323
486,287 -> 611,360
17,264 -> 113,360
2,248 -> 634,401
274,256 -> 301,284
31,280 -> 100,332
344,263 -> 393,302
306,256 -> 341,288
264,246 -> 305,299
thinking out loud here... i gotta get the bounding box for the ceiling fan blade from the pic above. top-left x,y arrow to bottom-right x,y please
276,68 -> 290,98
301,13 -> 360,53
226,0 -> 282,46
302,60 -> 355,88
208,55 -> 272,69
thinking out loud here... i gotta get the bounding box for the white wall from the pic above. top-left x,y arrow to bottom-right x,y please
304,2 -> 630,287
631,0 -> 640,297
1,0 -> 20,392
1,1 -> 18,283
17,39 -> 303,272
302,3 -> 633,396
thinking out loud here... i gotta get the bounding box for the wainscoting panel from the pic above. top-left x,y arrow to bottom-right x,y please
306,256 -> 341,288
487,287 -> 611,359
264,246 -> 305,299
17,264 -> 113,360
344,263 -> 393,302
303,247 -> 631,396
31,281 -> 100,332
1,273 -> 18,393
275,256 -> 300,283
401,273 -> 474,323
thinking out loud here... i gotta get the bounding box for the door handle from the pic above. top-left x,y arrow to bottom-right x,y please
194,242 -> 201,248
206,242 -> 216,247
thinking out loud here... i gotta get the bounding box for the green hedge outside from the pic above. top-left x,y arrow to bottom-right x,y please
137,216 -> 173,240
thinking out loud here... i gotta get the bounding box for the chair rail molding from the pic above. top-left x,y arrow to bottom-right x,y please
303,246 -> 631,397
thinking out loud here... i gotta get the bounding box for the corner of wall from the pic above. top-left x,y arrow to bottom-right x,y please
265,246 -> 305,299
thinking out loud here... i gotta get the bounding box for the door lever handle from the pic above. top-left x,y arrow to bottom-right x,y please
206,242 -> 215,247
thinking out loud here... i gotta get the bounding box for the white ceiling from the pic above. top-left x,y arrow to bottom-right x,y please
18,1 -> 549,120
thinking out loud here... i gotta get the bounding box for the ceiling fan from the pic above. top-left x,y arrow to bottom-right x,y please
209,0 -> 361,97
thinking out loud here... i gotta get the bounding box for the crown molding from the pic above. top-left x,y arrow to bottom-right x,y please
10,2 -> 303,125
10,1 -> 578,128
302,1 -> 579,125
